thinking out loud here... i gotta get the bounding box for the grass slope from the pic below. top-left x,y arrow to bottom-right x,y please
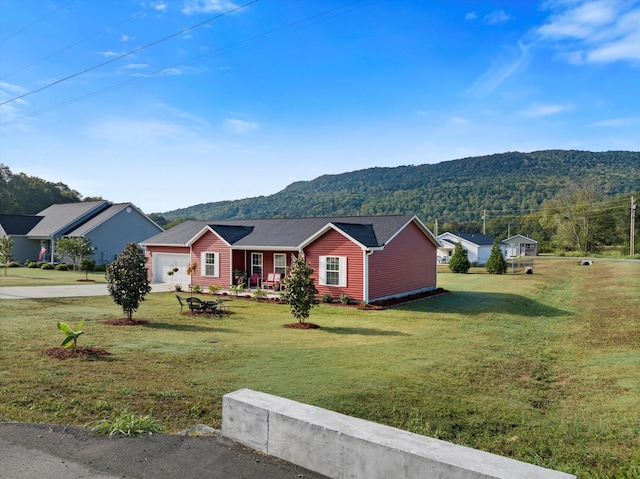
0,259 -> 638,478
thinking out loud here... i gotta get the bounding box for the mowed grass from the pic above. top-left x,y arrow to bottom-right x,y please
0,266 -> 107,286
1,259 -> 638,478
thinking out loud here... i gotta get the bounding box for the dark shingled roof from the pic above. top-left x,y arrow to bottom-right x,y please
456,233 -> 495,246
0,214 -> 44,235
141,215 -> 428,249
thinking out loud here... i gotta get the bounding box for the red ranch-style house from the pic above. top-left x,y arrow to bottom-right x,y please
141,215 -> 440,304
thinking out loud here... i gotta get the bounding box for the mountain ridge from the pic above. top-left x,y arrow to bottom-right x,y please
160,149 -> 639,223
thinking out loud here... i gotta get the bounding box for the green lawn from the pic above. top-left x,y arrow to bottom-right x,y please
1,258 -> 638,478
0,266 -> 107,286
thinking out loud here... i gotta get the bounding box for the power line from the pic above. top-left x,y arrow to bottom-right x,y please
1,0 -> 377,124
0,0 -> 259,107
1,6 -> 155,80
0,0 -> 76,44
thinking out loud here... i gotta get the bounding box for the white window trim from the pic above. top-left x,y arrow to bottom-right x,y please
274,253 -> 286,275
201,251 -> 220,277
319,255 -> 347,287
251,252 -> 263,276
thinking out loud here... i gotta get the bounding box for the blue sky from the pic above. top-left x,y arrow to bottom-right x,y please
1,0 -> 639,214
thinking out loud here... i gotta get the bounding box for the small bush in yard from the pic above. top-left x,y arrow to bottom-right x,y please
27,261 -> 38,268
320,293 -> 333,303
55,264 -> 69,271
8,261 -> 20,268
41,263 -> 53,270
339,294 -> 351,305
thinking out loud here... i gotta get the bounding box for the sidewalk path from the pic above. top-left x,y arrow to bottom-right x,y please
0,283 -> 173,300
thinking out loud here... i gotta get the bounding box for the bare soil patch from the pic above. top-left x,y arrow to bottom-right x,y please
103,318 -> 150,326
44,347 -> 111,360
283,322 -> 320,329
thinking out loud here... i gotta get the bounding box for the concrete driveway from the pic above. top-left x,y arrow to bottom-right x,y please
0,283 -> 173,300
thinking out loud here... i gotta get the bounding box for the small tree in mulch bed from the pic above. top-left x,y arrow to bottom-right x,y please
44,320 -> 111,360
106,242 -> 151,324
280,256 -> 320,329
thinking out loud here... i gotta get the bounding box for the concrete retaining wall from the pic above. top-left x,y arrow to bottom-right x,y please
222,389 -> 576,479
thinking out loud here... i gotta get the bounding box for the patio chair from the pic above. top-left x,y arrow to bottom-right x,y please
176,294 -> 186,313
263,273 -> 282,290
186,297 -> 207,314
262,273 -> 275,289
187,297 -> 224,317
248,273 -> 260,288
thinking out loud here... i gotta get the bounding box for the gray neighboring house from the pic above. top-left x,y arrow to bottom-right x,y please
501,234 -> 538,257
0,200 -> 163,265
437,232 -> 496,265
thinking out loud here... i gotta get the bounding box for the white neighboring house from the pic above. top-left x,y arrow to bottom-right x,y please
437,232 -> 496,265
501,235 -> 538,258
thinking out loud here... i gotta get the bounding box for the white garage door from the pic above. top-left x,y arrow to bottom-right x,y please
152,253 -> 191,285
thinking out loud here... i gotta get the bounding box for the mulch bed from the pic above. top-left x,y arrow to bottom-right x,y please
44,347 -> 111,360
283,322 -> 320,329
103,318 -> 150,326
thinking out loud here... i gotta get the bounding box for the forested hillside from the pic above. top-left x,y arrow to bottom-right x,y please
0,164 -> 84,214
160,150 -> 639,224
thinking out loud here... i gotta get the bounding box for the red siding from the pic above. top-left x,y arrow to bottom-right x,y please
304,228 -> 365,301
191,231 -> 233,287
368,221 -> 437,302
145,245 -> 189,281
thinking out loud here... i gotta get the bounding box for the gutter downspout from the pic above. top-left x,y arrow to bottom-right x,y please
364,249 -> 373,304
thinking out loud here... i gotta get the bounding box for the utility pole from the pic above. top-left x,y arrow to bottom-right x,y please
482,210 -> 487,235
631,196 -> 637,257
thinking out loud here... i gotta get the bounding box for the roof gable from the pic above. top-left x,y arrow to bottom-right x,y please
68,203 -> 163,236
502,234 -> 538,244
28,201 -> 110,237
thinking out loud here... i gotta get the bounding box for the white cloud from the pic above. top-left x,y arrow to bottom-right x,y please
467,42 -> 530,96
484,10 -> 511,25
536,1 -> 640,65
465,12 -> 478,21
520,103 -> 571,117
590,117 -> 637,127
120,34 -> 135,42
97,51 -> 119,57
223,118 -> 259,134
123,63 -> 149,69
153,2 -> 168,12
181,0 -> 239,15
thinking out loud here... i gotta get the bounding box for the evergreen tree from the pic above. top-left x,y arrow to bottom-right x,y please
486,241 -> 508,274
106,243 -> 151,320
280,256 -> 319,323
448,242 -> 470,273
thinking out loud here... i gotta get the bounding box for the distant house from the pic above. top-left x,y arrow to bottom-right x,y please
501,235 -> 538,257
0,200 -> 163,265
437,232 -> 495,265
141,214 -> 440,304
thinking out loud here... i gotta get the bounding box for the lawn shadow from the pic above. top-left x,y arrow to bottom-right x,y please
142,322 -> 222,332
399,291 -> 571,317
321,327 -> 410,336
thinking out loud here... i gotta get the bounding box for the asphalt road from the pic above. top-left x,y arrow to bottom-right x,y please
0,423 -> 327,479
